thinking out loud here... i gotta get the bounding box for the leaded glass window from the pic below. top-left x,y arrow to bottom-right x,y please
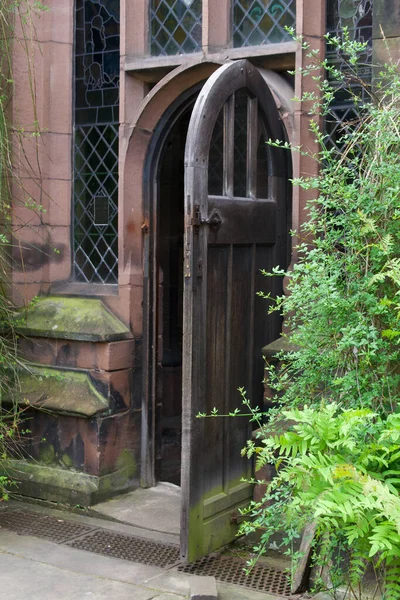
208,89 -> 270,200
73,0 -> 120,284
325,0 -> 373,152
233,0 -> 295,47
150,0 -> 202,56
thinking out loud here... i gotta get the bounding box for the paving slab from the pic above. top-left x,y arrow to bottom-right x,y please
190,575 -> 218,599
0,530 -> 164,584
217,582 -> 281,600
143,569 -> 193,596
0,549 -> 156,600
90,483 -> 181,537
0,501 -> 286,600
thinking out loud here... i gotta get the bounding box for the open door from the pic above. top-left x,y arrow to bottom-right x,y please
181,60 -> 291,562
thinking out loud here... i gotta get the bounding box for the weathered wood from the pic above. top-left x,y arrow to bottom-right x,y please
123,41 -> 298,74
291,521 -> 318,594
181,60 -> 292,563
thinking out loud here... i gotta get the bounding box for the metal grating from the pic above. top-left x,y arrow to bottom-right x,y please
73,0 -> 120,283
179,554 -> 291,596
68,529 -> 180,567
150,0 -> 202,56
233,0 -> 296,48
0,507 -> 291,595
0,510 -> 95,543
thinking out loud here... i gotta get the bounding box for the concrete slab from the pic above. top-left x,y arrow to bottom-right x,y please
143,569 -> 194,596
217,582 -> 280,600
90,482 -> 181,537
0,502 -> 286,600
6,498 -> 179,546
190,575 -> 218,599
0,548 -> 156,600
152,596 -> 188,600
0,530 -> 164,585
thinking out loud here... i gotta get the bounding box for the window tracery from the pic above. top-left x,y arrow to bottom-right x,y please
73,0 -> 120,284
233,0 -> 296,47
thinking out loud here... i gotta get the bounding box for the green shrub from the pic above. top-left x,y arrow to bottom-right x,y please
240,34 -> 400,599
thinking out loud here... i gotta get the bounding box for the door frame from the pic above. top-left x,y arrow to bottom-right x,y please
141,83 -> 204,488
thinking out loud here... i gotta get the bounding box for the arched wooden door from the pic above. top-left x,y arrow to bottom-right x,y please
181,60 -> 291,562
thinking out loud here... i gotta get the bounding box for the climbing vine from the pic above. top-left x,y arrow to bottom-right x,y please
0,0 -> 48,500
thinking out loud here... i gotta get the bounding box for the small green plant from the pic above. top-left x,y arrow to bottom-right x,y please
238,32 -> 400,600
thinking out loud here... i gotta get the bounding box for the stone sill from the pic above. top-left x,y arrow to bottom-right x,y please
18,295 -> 132,342
262,335 -> 299,360
50,282 -> 119,297
4,365 -> 110,418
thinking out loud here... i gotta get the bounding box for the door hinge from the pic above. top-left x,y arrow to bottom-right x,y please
191,204 -> 201,232
231,510 -> 247,524
184,246 -> 191,278
191,205 -> 222,232
141,219 -> 149,234
196,258 -> 203,278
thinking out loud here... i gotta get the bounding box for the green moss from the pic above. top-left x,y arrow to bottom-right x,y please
61,453 -> 73,468
10,366 -> 110,417
116,449 -> 137,480
2,459 -> 138,506
39,443 -> 56,465
19,296 -> 131,342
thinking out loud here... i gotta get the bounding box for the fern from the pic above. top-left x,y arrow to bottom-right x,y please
383,560 -> 400,600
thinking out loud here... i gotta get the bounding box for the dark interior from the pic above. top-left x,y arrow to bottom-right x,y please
157,104 -> 193,485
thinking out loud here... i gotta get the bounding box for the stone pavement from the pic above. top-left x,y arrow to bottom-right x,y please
0,501 -> 283,600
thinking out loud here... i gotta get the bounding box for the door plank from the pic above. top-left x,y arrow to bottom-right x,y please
181,60 -> 291,562
207,197 -> 277,245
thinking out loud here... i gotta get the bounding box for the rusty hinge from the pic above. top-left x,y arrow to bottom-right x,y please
191,204 -> 201,232
230,510 -> 247,525
141,218 -> 149,234
191,205 -> 222,232
184,246 -> 191,278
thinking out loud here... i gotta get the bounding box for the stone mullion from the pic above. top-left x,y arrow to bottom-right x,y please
203,0 -> 231,52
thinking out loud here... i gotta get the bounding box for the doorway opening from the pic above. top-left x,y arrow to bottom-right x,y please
156,103 -> 193,486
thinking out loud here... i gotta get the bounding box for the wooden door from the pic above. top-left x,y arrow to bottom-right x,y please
181,60 -> 291,562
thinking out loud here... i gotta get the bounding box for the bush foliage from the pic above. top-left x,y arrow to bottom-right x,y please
240,34 -> 400,600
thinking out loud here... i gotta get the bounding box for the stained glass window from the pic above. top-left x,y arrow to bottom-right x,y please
150,0 -> 202,56
325,0 -> 373,152
73,0 -> 120,284
233,0 -> 295,47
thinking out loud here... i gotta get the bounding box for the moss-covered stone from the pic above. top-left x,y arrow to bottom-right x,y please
19,296 -> 131,342
61,453 -> 74,468
39,443 -> 56,465
11,366 -> 109,417
3,459 -> 139,506
116,449 -> 137,480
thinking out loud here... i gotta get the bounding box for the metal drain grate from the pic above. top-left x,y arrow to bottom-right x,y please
68,529 -> 180,568
0,510 -> 95,543
179,554 -> 291,597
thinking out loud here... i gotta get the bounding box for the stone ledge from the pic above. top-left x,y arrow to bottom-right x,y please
4,459 -> 137,506
262,335 -> 299,360
5,366 -> 110,417
18,296 -> 132,342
